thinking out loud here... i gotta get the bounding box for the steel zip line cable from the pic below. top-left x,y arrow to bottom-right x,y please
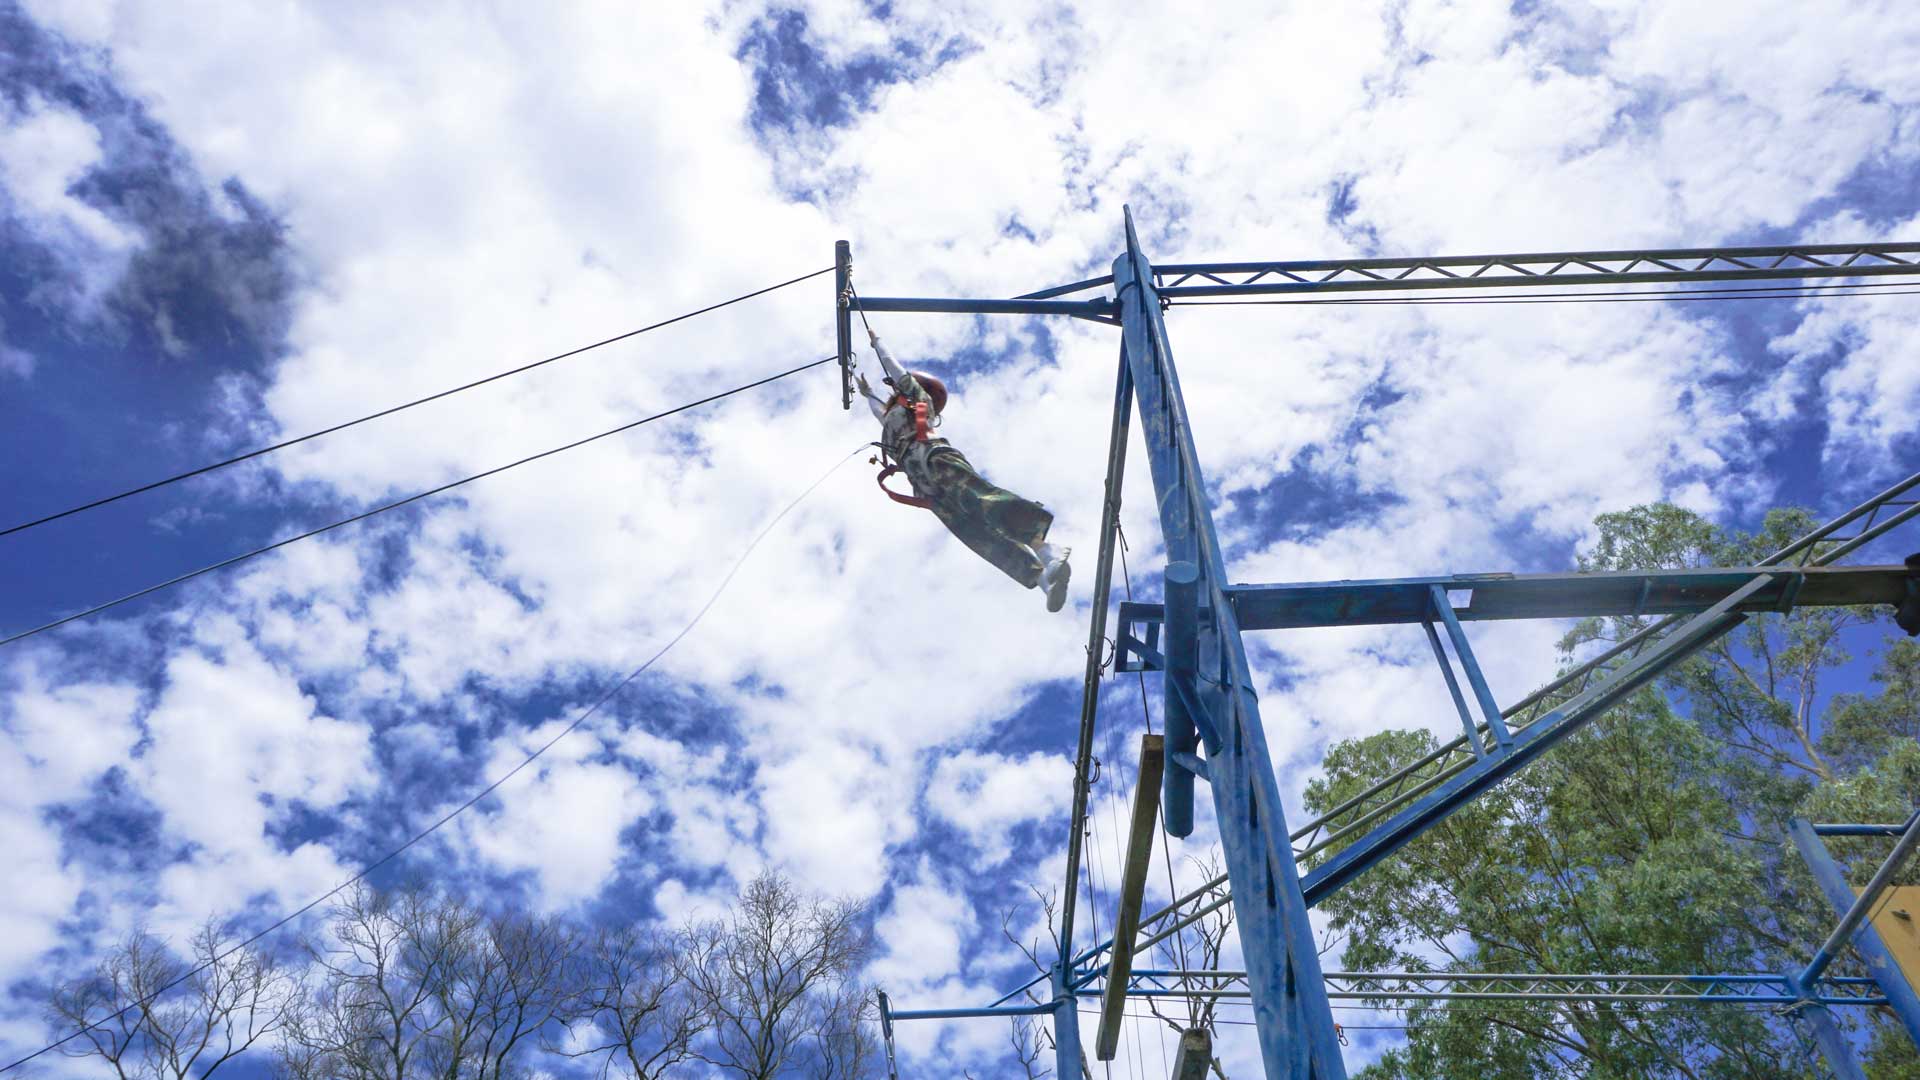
0,266 -> 833,538
0,355 -> 836,648
0,442 -> 868,1077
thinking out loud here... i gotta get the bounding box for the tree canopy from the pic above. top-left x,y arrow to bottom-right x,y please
1306,503 -> 1920,1079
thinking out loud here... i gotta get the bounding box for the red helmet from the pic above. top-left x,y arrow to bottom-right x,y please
911,371 -> 948,414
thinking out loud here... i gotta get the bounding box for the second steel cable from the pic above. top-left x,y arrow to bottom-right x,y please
2,266 -> 834,538
1,356 -> 837,648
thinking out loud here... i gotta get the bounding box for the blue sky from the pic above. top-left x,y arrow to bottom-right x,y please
3,1 -> 1920,1076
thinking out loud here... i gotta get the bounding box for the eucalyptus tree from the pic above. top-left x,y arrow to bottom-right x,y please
1303,504 -> 1919,1079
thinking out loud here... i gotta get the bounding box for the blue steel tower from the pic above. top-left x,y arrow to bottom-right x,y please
851,209 -> 1920,1080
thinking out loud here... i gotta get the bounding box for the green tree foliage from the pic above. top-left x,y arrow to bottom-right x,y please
1306,503 -> 1919,1079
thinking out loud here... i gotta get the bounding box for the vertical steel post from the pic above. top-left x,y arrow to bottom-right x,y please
1790,817 -> 1920,1046
1797,997 -> 1869,1080
877,990 -> 900,1080
1053,959 -> 1084,1079
1058,348 -> 1136,967
1163,561 -> 1200,837
834,240 -> 853,410
1112,206 -> 1346,1079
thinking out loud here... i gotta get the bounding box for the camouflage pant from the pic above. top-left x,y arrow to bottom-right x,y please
909,446 -> 1053,588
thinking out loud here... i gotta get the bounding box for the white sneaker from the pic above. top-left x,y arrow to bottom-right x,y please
1041,548 -> 1072,612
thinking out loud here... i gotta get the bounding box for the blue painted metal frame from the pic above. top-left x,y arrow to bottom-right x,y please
1100,968 -> 1888,1006
1113,207 -> 1346,1079
1423,618 -> 1486,757
1114,565 -> 1914,633
1429,586 -> 1511,748
1791,816 -> 1920,1051
1299,573 -> 1772,905
860,220 -> 1920,1078
1150,242 -> 1920,297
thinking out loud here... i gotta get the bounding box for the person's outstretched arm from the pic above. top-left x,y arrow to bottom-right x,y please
858,373 -> 887,421
869,329 -> 908,384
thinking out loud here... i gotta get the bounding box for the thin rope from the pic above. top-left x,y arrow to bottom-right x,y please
3,442 -> 867,1075
1,356 -> 837,648
1,267 -> 834,538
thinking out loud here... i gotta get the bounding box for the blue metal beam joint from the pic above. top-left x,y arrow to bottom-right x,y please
1428,585 -> 1511,748
1788,814 -> 1920,1053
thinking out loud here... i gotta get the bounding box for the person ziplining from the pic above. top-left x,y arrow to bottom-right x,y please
857,327 -> 1072,612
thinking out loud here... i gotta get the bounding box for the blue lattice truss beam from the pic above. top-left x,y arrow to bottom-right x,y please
1094,969 -> 1889,1008
840,243 -> 1920,406
1019,241 -> 1920,299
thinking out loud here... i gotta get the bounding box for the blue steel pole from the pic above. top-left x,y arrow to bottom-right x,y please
1796,996 -> 1870,1080
1814,824 -> 1914,837
886,1004 -> 1053,1021
1052,959 -> 1083,1078
1113,206 -> 1346,1079
1163,561 -> 1200,837
1789,817 -> 1920,1047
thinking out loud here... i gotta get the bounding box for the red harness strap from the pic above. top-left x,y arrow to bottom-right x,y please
875,463 -> 933,509
874,394 -> 937,510
886,394 -> 932,442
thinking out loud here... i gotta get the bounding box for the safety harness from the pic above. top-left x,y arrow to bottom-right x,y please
872,389 -> 936,510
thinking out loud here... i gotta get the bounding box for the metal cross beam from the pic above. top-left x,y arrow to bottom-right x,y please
1104,564 -> 1916,636
1150,241 -> 1920,297
1088,969 -> 1888,1007
840,242 -> 1920,327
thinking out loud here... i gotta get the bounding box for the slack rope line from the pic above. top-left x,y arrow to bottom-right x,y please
1,266 -> 834,539
0,356 -> 837,649
0,442 -> 868,1076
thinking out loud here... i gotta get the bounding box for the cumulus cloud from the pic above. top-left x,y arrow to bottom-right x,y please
0,94 -> 137,310
926,749 -> 1071,865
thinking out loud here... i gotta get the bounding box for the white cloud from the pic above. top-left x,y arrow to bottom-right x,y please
0,96 -> 138,307
6,0 -> 1920,1070
926,749 -> 1071,865
459,720 -> 653,910
0,668 -> 142,974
